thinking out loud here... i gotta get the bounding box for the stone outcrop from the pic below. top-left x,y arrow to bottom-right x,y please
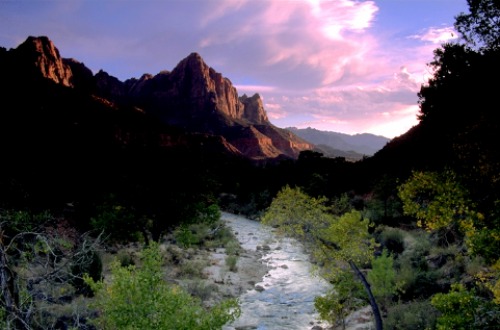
14,36 -> 74,86
239,94 -> 269,125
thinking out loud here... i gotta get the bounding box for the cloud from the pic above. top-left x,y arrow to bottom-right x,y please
410,26 -> 458,44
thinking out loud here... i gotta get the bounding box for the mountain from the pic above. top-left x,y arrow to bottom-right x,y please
286,127 -> 390,159
93,52 -> 312,160
1,36 -> 312,162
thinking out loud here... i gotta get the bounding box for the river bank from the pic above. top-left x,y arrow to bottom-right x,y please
163,212 -> 374,329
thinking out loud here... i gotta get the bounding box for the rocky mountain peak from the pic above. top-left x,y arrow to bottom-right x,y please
16,36 -> 73,86
239,93 -> 269,125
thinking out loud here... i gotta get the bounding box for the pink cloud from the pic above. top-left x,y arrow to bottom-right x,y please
410,26 -> 458,44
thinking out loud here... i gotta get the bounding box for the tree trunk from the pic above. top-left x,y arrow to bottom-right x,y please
349,260 -> 383,330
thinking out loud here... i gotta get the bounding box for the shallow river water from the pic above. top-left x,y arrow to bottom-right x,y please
221,212 -> 332,330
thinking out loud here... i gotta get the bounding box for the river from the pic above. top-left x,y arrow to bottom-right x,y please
221,212 -> 332,330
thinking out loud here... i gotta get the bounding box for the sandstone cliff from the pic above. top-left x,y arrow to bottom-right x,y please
14,36 -> 74,86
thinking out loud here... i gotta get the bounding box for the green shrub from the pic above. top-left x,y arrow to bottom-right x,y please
85,242 -> 240,329
315,270 -> 365,328
224,239 -> 241,256
378,227 -> 406,255
368,249 -> 396,308
117,250 -> 135,267
90,204 -> 141,242
385,300 -> 438,330
174,224 -> 199,248
178,259 -> 208,278
185,280 -> 218,301
225,255 -> 239,272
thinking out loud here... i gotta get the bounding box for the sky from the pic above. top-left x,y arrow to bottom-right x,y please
0,0 -> 468,138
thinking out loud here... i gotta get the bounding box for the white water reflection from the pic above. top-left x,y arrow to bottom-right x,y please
221,212 -> 331,330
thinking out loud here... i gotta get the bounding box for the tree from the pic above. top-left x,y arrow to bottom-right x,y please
367,249 -> 396,310
417,0 -> 500,205
262,186 -> 383,330
85,242 -> 240,329
455,0 -> 500,51
397,170 -> 478,236
399,171 -> 500,311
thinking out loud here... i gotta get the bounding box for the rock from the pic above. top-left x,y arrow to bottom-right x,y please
13,36 -> 73,86
239,93 -> 269,124
254,285 -> 265,292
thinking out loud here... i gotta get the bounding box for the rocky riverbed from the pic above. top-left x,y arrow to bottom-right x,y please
162,212 -> 374,330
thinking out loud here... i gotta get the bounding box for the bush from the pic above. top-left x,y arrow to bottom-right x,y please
185,280 -> 218,301
385,300 -> 438,330
178,259 -> 208,278
85,242 -> 240,329
224,240 -> 241,256
225,255 -> 238,272
90,204 -> 141,242
174,224 -> 200,248
378,227 -> 406,255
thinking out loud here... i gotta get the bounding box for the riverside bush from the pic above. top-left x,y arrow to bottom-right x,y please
384,300 -> 438,330
225,255 -> 239,272
85,242 -> 240,329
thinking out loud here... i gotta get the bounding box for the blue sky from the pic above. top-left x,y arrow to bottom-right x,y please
0,0 -> 467,138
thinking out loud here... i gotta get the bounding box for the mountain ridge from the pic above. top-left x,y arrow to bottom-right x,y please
1,36 -> 313,161
286,126 -> 390,159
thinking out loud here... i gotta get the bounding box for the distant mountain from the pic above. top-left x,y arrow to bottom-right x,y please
286,127 -> 390,158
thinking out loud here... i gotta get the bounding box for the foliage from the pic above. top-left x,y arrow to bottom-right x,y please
320,210 -> 376,267
262,186 -> 382,329
0,209 -> 102,329
262,185 -> 332,241
174,224 -> 199,248
198,203 -> 221,225
368,249 -> 396,308
455,0 -> 500,51
90,201 -> 143,242
85,242 -> 240,330
314,270 -> 365,329
431,283 -> 500,329
384,300 -> 438,330
225,255 -> 238,272
398,170 -> 478,236
377,227 -> 406,255
329,193 -> 353,216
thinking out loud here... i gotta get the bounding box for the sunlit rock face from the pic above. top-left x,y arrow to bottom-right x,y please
239,93 -> 269,125
14,36 -> 74,87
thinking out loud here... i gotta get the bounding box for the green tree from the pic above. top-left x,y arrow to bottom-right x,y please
262,186 -> 383,330
85,242 -> 240,329
431,283 -> 500,329
367,249 -> 396,309
398,170 -> 478,240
